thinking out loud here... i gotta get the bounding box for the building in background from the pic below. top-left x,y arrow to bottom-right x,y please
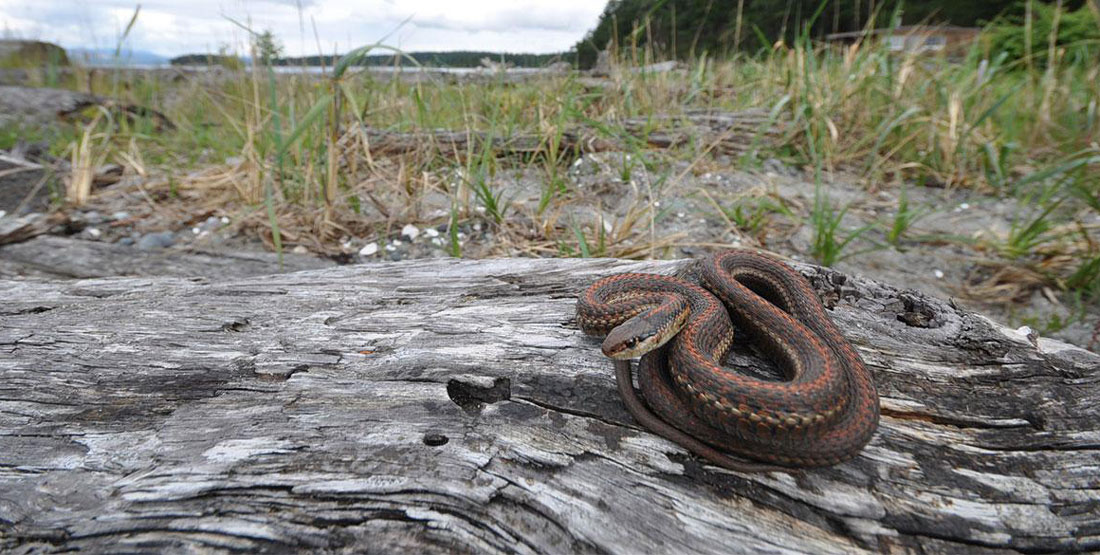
825,26 -> 981,56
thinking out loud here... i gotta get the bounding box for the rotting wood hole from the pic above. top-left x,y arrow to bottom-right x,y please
222,318 -> 251,332
422,432 -> 449,446
4,305 -> 55,315
896,294 -> 940,328
447,376 -> 511,413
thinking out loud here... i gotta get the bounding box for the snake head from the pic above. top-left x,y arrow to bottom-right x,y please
601,311 -> 685,360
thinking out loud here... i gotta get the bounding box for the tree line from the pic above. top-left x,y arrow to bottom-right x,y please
570,0 -> 1095,67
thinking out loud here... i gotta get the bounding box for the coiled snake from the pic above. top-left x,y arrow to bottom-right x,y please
576,250 -> 879,471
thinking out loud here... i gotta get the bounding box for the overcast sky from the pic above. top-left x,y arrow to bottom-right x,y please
0,0 -> 606,57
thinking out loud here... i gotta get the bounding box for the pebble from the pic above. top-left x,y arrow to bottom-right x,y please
111,211 -> 130,221
0,210 -> 7,219
292,245 -> 309,254
117,237 -> 135,246
83,227 -> 101,239
200,216 -> 222,232
82,211 -> 103,225
136,231 -> 175,250
401,224 -> 420,240
934,269 -> 944,279
359,242 -> 378,256
425,228 -> 440,238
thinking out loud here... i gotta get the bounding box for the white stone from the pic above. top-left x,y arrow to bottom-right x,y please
359,243 -> 378,256
401,224 -> 420,240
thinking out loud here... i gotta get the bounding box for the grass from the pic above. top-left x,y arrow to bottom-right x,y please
3,13 -> 1098,318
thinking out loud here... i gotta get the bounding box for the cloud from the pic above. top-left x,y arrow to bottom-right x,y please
0,0 -> 603,57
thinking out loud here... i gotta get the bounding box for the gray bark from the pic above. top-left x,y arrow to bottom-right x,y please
1,256 -> 1097,553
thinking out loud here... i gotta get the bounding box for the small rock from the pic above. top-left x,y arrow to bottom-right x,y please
359,243 -> 378,256
136,231 -> 175,250
933,269 -> 944,279
111,211 -> 130,221
401,224 -> 420,240
0,210 -> 7,219
220,216 -> 230,225
425,228 -> 440,238
292,245 -> 309,254
117,237 -> 135,246
200,216 -> 222,232
83,227 -> 101,239
191,227 -> 201,235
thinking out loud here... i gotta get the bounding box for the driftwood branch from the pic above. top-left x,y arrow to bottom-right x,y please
1,257 -> 1097,553
346,109 -> 780,159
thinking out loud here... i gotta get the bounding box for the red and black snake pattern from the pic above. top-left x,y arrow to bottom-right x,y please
577,250 -> 879,470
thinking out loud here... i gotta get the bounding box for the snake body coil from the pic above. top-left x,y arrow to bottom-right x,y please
577,250 -> 879,470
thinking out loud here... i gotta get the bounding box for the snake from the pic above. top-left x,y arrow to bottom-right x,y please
576,249 -> 879,470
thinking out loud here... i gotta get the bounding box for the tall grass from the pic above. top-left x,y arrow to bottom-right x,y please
12,9 -> 1098,301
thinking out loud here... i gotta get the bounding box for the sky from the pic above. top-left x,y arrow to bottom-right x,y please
0,0 -> 606,58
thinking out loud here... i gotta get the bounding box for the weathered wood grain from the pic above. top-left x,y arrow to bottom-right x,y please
0,235 -> 335,280
0,256 -> 1097,553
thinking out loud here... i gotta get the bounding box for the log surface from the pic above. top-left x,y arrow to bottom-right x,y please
1,257 -> 1097,553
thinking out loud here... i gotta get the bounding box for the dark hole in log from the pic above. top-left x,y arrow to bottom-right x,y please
446,376 -> 511,413
422,433 -> 449,446
896,294 -> 940,328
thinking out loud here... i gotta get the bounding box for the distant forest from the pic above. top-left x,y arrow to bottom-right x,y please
571,0 -> 1094,67
170,51 -> 565,69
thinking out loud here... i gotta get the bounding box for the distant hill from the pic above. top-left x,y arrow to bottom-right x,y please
69,47 -> 168,67
169,54 -> 246,69
0,40 -> 69,68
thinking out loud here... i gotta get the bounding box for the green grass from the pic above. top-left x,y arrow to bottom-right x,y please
3,16 -> 1098,305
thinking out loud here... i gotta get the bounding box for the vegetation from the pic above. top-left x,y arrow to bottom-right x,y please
3,1 -> 1098,341
570,0 -> 1095,67
986,1 -> 1100,64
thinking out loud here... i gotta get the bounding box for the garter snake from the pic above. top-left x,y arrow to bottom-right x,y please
576,250 -> 879,470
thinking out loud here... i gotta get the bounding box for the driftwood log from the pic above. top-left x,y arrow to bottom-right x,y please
1,256 -> 1097,553
0,235 -> 334,280
0,85 -> 174,130
346,109 -> 779,160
